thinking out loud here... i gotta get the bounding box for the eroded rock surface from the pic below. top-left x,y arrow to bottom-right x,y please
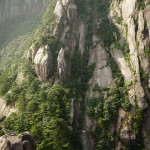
110,0 -> 148,110
29,0 -> 150,149
0,98 -> 17,118
0,132 -> 36,150
31,45 -> 53,82
110,0 -> 150,149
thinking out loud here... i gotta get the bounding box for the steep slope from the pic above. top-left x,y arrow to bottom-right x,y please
0,0 -> 150,150
0,0 -> 50,49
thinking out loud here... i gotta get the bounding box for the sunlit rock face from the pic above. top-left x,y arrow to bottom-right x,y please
0,98 -> 17,118
31,45 -> 54,82
110,0 -> 150,149
0,0 -> 51,21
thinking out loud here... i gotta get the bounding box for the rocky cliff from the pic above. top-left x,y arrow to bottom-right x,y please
0,0 -> 150,150
31,0 -> 150,149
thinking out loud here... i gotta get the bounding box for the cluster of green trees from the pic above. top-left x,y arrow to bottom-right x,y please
1,61 -> 74,149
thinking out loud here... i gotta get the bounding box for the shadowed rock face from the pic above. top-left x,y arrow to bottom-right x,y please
0,132 -> 36,150
18,132 -> 36,150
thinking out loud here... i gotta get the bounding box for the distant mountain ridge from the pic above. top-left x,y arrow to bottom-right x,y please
0,0 -> 50,21
0,0 -> 51,49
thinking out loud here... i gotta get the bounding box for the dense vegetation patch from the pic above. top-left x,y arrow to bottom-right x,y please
137,0 -> 146,12
0,33 -> 32,96
75,0 -> 93,20
3,65 -> 73,149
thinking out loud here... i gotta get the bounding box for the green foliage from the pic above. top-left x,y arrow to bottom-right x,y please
125,80 -> 132,87
96,127 -> 114,150
114,40 -> 130,57
87,1 -> 134,149
32,0 -> 60,73
33,0 -> 57,47
67,44 -> 95,98
139,66 -> 150,93
130,109 -> 145,149
0,124 -> 4,136
75,0 -> 93,20
0,0 -> 85,149
0,116 -> 6,122
88,76 -> 130,122
42,118 -> 72,150
137,0 -> 146,12
130,109 -> 143,135
88,78 -> 130,149
0,70 -> 17,96
145,48 -> 150,57
0,33 -> 31,71
96,0 -> 110,17
116,16 -> 123,24
114,40 -> 134,72
96,0 -> 120,47
3,79 -> 72,149
88,55 -> 130,149
96,129 -> 108,150
0,130 -> 4,136
99,18 -> 119,47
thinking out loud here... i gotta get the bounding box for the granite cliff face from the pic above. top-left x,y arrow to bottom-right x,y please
30,0 -> 150,149
109,1 -> 150,149
0,0 -> 150,149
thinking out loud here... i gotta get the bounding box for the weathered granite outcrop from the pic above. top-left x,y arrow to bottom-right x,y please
57,47 -> 68,82
31,45 -> 53,82
32,0 -> 87,83
81,34 -> 113,150
110,0 -> 149,110
0,98 -> 16,118
110,0 -> 150,149
0,132 -> 36,150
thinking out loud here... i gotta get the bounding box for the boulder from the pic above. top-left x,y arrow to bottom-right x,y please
0,132 -> 36,150
18,132 -> 36,150
32,45 -> 53,81
0,134 -> 23,150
